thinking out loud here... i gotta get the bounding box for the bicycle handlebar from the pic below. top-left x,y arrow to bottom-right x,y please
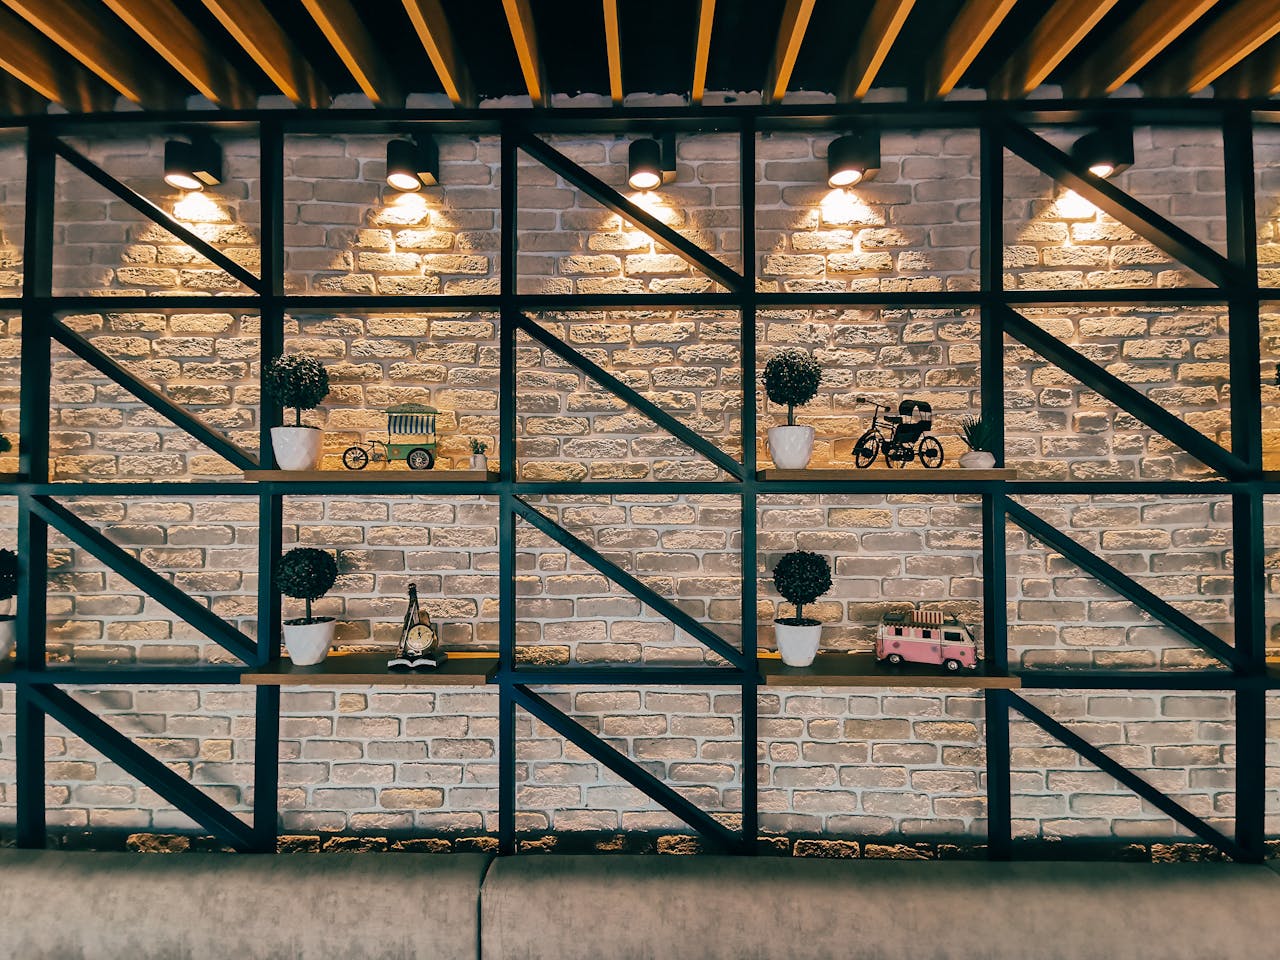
856,396 -> 887,408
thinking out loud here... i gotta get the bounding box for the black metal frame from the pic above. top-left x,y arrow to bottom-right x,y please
0,100 -> 1276,860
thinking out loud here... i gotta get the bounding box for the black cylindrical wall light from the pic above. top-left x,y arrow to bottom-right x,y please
1070,123 -> 1133,179
827,130 -> 880,188
164,136 -> 222,191
628,138 -> 663,190
386,135 -> 440,192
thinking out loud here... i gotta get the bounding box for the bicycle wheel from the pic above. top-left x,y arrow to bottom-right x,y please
884,443 -> 906,468
853,432 -> 880,468
342,446 -> 369,470
918,435 -> 944,469
407,447 -> 435,471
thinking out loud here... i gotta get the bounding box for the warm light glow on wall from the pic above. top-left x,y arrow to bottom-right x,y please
628,190 -> 679,225
820,188 -> 883,227
172,192 -> 231,224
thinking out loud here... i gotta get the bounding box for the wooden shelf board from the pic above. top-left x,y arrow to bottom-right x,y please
758,652 -> 1020,688
759,468 -> 1017,481
240,650 -> 497,686
244,470 -> 496,482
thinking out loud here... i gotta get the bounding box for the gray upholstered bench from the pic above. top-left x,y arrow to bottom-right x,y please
480,855 -> 1280,960
0,849 -> 491,960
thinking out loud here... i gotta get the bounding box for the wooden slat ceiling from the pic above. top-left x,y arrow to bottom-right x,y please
0,0 -> 1276,117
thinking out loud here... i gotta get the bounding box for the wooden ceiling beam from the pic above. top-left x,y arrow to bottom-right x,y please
929,0 -> 1019,97
1067,0 -> 1220,96
198,0 -> 328,108
0,0 -> 179,108
0,69 -> 46,117
502,0 -> 548,106
841,0 -> 915,100
100,0 -> 256,109
604,0 -> 623,105
0,6 -> 117,112
765,0 -> 816,104
692,0 -> 715,104
401,0 -> 473,107
300,0 -> 401,106
1150,0 -> 1280,93
991,0 -> 1121,98
1212,34 -> 1280,97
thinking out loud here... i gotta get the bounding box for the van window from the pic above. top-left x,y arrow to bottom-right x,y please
893,627 -> 902,636
943,631 -> 962,642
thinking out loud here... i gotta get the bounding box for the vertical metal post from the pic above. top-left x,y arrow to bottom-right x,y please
15,125 -> 55,848
498,120 -> 519,854
979,120 -> 1012,859
1222,106 -> 1265,862
253,118 -> 285,853
739,118 -> 758,851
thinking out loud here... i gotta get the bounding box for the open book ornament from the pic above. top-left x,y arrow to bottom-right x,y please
387,583 -> 448,670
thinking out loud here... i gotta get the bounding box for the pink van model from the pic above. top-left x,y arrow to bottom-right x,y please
875,609 -> 979,672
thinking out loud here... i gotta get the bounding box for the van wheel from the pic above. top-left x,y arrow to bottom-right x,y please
943,658 -> 961,672
407,448 -> 435,471
886,654 -> 904,666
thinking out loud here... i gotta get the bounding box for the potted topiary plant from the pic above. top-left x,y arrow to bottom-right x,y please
0,548 -> 16,659
958,414 -> 997,469
277,546 -> 339,665
763,348 -> 822,469
470,438 -> 488,472
771,550 -> 832,667
264,354 -> 331,471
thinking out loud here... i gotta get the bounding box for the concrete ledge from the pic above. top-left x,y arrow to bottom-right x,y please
0,850 -> 492,960
481,855 -> 1280,960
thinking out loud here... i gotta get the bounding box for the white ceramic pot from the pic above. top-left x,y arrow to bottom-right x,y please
471,454 -> 488,472
959,450 -> 997,469
774,620 -> 822,667
0,617 -> 15,659
283,618 -> 336,666
270,426 -> 323,471
767,425 -> 815,470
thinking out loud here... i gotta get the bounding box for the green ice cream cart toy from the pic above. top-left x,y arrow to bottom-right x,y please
342,403 -> 440,471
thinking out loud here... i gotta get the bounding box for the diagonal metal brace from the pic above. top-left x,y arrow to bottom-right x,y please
51,319 -> 259,470
27,683 -> 257,850
518,131 -> 745,292
1005,499 -> 1237,667
1008,692 -> 1246,861
1002,306 -> 1247,478
31,497 -> 257,663
516,313 -> 743,479
512,685 -> 742,851
1000,121 -> 1242,290
512,496 -> 748,669
52,138 -> 264,293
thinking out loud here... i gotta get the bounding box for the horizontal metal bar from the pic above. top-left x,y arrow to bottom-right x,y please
50,319 -> 260,470
1001,289 -> 1231,306
1006,500 -> 1237,667
51,138 -> 264,293
26,683 -> 256,850
3,665 -> 246,685
31,496 -> 257,663
511,684 -> 741,851
517,313 -> 743,479
1016,670 -> 1250,691
1002,306 -> 1247,478
1000,121 -> 1243,290
503,665 -> 750,685
512,497 -> 748,670
518,131 -> 745,293
1008,692 -> 1246,861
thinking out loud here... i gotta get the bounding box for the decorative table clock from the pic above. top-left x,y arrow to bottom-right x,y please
387,583 -> 447,670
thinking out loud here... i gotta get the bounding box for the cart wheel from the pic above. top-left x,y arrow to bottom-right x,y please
919,435 -> 944,469
943,658 -> 962,672
853,432 -> 880,469
886,653 -> 904,666
342,447 -> 369,470
407,448 -> 435,471
884,444 -> 906,468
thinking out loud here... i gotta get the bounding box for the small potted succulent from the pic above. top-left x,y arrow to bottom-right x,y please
470,438 -> 488,472
771,550 -> 832,667
763,348 -> 822,469
264,354 -> 331,471
0,548 -> 16,659
277,547 -> 339,665
958,414 -> 997,469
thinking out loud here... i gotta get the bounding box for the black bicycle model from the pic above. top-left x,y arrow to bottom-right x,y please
852,397 -> 944,469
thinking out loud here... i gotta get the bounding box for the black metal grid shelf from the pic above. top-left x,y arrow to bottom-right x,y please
0,102 -> 1274,861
